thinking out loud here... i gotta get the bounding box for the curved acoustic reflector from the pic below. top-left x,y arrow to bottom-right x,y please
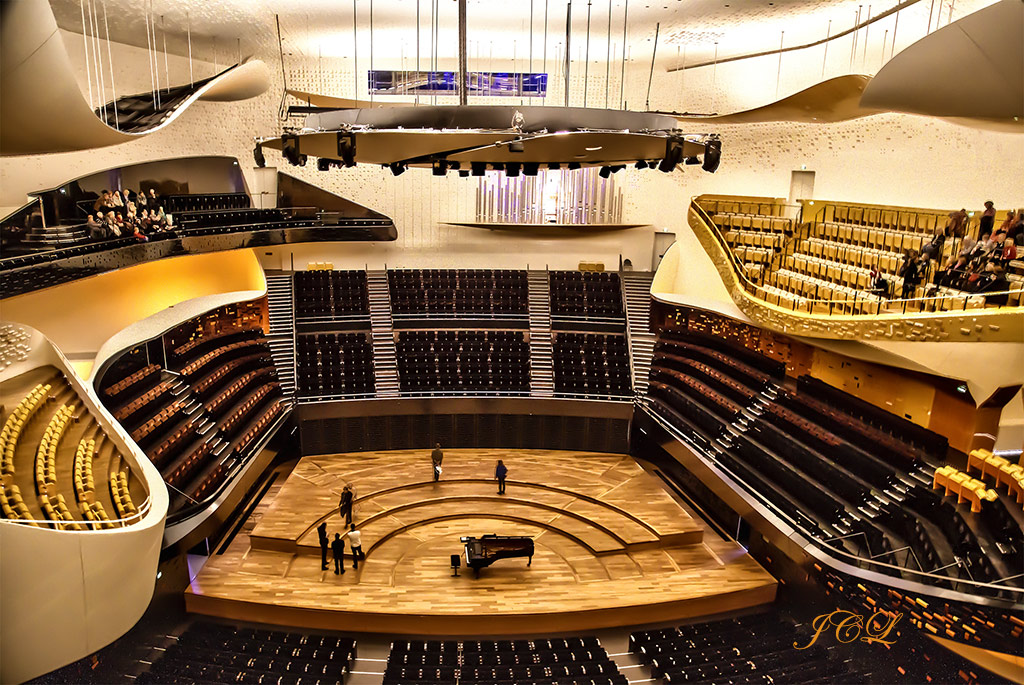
0,0 -> 268,156
861,0 -> 1024,120
676,75 -> 883,125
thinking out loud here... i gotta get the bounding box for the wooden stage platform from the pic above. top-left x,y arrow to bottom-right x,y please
186,449 -> 777,634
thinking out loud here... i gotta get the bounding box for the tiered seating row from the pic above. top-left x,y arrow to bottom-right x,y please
102,365 -> 158,398
205,368 -> 276,416
389,269 -> 529,316
1,382 -> 52,476
552,332 -> 632,398
396,330 -> 530,394
180,337 -> 267,377
550,270 -> 624,319
631,613 -> 860,684
296,332 -> 375,398
294,270 -> 369,318
385,636 -> 625,685
138,621 -> 356,685
161,192 -> 250,214
110,471 -> 137,518
172,326 -> 264,362
35,403 -> 75,491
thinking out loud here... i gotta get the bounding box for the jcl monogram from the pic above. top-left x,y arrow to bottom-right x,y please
793,609 -> 902,650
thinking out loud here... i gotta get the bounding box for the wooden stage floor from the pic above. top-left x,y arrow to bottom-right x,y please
186,449 -> 777,634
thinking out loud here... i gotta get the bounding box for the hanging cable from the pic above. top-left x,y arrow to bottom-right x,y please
583,0 -> 591,108
604,0 -> 611,108
163,16 -> 170,93
187,11 -> 193,87
352,0 -> 358,100
543,0 -> 549,103
102,0 -> 118,129
89,0 -> 107,122
645,22 -> 659,110
80,0 -> 94,111
370,0 -> 374,104
619,0 -> 628,109
143,0 -> 155,107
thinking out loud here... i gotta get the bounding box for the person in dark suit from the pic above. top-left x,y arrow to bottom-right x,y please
317,521 -> 329,570
338,484 -> 354,526
495,459 -> 508,494
331,533 -> 346,575
431,443 -> 444,481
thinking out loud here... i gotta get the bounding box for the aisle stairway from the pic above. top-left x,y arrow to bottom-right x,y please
527,270 -> 555,397
621,271 -> 656,397
366,271 -> 400,398
265,273 -> 296,398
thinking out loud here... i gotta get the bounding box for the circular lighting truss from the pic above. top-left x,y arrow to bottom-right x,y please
256,105 -> 721,176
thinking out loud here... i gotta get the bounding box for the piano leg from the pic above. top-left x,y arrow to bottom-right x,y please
527,555 -> 533,567
474,567 -> 480,579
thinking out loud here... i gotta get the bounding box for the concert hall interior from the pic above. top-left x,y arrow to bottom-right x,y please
0,0 -> 1022,684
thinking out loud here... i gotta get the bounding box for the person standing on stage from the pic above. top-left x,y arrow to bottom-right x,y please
317,521 -> 329,571
345,524 -> 363,570
431,443 -> 444,482
495,459 -> 508,495
331,533 -> 346,575
338,484 -> 354,526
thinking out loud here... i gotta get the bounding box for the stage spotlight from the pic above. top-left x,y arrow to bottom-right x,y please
336,132 -> 357,167
432,160 -> 448,176
449,161 -> 461,171
253,144 -> 266,168
459,169 -> 470,177
685,156 -> 701,165
281,135 -> 302,166
547,162 -> 561,170
702,138 -> 722,173
523,162 -> 540,176
647,160 -> 660,170
297,154 -> 308,167
599,166 -> 612,178
471,162 -> 486,176
509,139 -> 525,153
567,162 -> 581,170
611,165 -> 626,174
506,162 -> 521,177
491,162 -> 505,172
658,138 -> 685,173
317,158 -> 331,172
389,163 -> 406,176
635,160 -> 648,169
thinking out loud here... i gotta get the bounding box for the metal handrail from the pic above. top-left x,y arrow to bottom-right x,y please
644,401 -> 1023,599
0,493 -> 154,530
691,199 -> 1022,315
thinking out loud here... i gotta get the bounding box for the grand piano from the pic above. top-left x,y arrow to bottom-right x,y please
461,534 -> 534,577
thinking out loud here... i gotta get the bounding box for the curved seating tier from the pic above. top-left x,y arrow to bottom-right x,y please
1,368 -> 146,529
99,327 -> 287,515
645,331 -> 1019,598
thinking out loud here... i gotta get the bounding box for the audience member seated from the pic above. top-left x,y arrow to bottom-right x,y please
396,330 -> 529,394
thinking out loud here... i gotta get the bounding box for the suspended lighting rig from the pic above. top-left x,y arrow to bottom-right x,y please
255,105 -> 721,177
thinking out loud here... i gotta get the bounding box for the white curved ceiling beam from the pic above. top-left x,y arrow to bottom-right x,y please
0,0 -> 268,156
286,89 -> 414,110
860,0 -> 1024,119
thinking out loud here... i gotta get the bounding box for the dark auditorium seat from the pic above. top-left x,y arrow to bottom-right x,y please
553,332 -> 632,399
388,269 -> 529,317
396,330 -> 530,395
549,270 -> 625,321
